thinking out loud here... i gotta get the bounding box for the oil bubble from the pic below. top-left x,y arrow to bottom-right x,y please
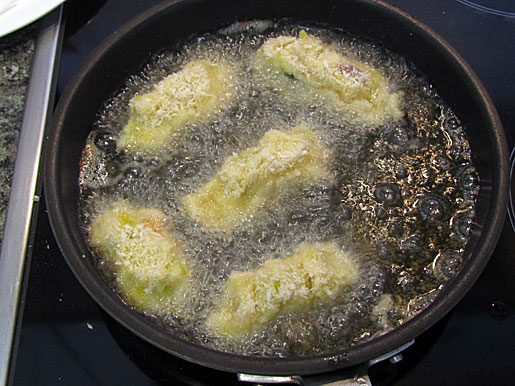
432,252 -> 462,280
388,126 -> 410,148
452,212 -> 475,240
374,183 -> 401,207
375,206 -> 388,220
433,155 -> 451,171
124,167 -> 143,179
395,165 -> 408,179
387,222 -> 404,237
458,167 -> 479,192
448,145 -> 464,160
444,117 -> 459,131
94,131 -> 117,153
106,162 -> 121,177
416,194 -> 447,222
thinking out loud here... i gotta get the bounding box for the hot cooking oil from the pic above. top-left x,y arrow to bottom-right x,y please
78,20 -> 479,356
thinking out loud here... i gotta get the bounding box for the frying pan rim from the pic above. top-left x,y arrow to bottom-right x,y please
44,0 -> 509,376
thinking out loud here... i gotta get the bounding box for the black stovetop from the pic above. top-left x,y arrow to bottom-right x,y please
9,0 -> 515,385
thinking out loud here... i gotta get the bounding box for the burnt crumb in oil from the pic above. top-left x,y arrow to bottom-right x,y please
78,21 -> 479,357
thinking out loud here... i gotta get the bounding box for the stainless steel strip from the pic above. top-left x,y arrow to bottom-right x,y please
0,6 -> 63,386
238,339 -> 415,385
367,339 -> 414,367
238,374 -> 305,385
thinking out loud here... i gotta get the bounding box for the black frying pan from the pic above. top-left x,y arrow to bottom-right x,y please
44,0 -> 509,376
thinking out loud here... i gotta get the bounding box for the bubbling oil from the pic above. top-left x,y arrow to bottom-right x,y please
78,21 -> 479,357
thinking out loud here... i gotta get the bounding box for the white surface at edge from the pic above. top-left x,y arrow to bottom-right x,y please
0,0 -> 66,37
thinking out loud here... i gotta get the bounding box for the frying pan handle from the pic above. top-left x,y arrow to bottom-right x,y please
237,339 -> 414,385
237,366 -> 372,385
237,374 -> 305,385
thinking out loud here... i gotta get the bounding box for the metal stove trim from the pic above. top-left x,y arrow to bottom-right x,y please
0,7 -> 63,386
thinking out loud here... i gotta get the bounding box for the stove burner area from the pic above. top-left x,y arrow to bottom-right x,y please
455,0 -> 515,17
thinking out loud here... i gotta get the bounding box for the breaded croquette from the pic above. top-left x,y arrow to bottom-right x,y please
206,241 -> 358,338
182,124 -> 329,232
255,30 -> 403,122
118,60 -> 235,154
89,201 -> 190,314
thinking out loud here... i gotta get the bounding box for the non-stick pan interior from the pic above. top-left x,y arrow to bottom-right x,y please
45,0 -> 508,375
